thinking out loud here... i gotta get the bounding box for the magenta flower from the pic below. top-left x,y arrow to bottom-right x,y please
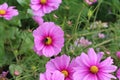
75,37 -> 92,47
33,22 -> 64,57
85,0 -> 97,5
117,68 -> 120,80
73,48 -> 117,80
116,51 -> 120,59
40,71 -> 64,80
30,0 -> 62,17
98,33 -> 105,39
46,54 -> 75,80
0,3 -> 18,20
0,71 -> 8,79
32,16 -> 44,25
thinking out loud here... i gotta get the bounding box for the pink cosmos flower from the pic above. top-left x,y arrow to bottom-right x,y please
32,16 -> 44,25
0,71 -> 8,78
116,51 -> 120,59
98,33 -> 105,39
73,48 -> 117,80
85,0 -> 97,5
0,3 -> 18,20
75,37 -> 92,47
0,71 -> 8,80
40,71 -> 64,80
30,0 -> 62,17
46,54 -> 76,80
117,68 -> 120,80
33,22 -> 64,57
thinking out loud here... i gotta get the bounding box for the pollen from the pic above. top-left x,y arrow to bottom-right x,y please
44,37 -> 52,45
40,0 -> 47,4
90,66 -> 99,74
61,70 -> 69,77
0,10 -> 6,15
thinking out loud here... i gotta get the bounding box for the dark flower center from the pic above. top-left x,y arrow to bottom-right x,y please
44,37 -> 52,45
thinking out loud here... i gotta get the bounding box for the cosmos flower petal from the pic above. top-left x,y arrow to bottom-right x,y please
40,70 -> 64,80
33,10 -> 45,17
52,55 -> 70,69
69,58 -> 78,68
82,74 -> 97,80
46,60 -> 58,73
98,72 -> 116,80
30,4 -> 41,11
75,52 -> 90,67
99,57 -> 113,67
40,22 -> 54,35
0,3 -> 8,10
31,0 -> 40,4
52,71 -> 64,80
100,65 -> 117,73
48,0 -> 62,3
88,48 -> 97,64
117,68 -> 120,79
74,67 -> 88,73
33,26 -> 45,37
39,73 -> 46,80
33,46 -> 43,56
34,39 -> 44,51
32,16 -> 44,25
43,46 -> 55,57
97,52 -> 104,62
73,71 -> 89,80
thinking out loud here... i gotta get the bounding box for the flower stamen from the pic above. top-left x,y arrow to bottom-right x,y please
40,0 -> 47,4
44,37 -> 52,45
90,66 -> 99,74
0,10 -> 6,15
61,70 -> 69,77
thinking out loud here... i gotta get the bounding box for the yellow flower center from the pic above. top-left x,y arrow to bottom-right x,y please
61,70 -> 69,77
40,0 -> 47,4
90,66 -> 99,74
0,10 -> 6,15
45,37 -> 52,45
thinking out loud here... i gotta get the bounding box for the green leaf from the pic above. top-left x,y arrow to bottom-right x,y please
17,0 -> 30,8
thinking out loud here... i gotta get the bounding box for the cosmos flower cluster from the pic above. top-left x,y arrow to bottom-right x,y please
1,0 -> 120,80
39,48 -> 117,80
29,0 -> 119,80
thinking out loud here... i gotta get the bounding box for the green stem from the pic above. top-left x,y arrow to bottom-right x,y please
73,4 -> 85,33
94,37 -> 120,48
9,40 -> 19,63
